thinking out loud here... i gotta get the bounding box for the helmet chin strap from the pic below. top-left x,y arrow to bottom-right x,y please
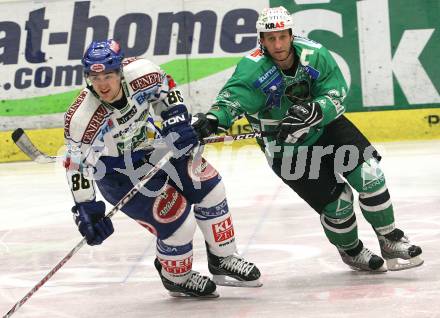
87,68 -> 130,108
272,47 -> 293,63
109,85 -> 122,102
87,79 -> 124,108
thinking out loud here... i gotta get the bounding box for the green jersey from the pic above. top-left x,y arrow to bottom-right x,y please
208,36 -> 348,157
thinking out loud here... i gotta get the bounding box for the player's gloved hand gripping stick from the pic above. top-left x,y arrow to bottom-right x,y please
11,128 -> 276,164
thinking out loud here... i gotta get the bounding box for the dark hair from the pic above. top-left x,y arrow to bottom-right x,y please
259,29 -> 292,39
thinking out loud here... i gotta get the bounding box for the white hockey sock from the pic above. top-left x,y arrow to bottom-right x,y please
156,247 -> 193,284
194,182 -> 237,257
156,213 -> 196,284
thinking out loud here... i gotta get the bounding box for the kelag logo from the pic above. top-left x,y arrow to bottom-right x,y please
0,1 -> 258,92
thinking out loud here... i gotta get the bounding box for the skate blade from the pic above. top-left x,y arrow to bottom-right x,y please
212,275 -> 263,287
386,256 -> 424,271
348,264 -> 388,273
168,291 -> 220,299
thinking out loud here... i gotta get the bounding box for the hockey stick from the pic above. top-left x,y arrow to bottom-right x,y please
11,128 -> 58,163
3,149 -> 173,318
202,131 -> 272,144
11,128 -> 275,164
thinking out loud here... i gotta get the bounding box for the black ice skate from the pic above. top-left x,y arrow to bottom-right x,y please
377,228 -> 423,271
207,248 -> 262,287
337,240 -> 387,272
154,258 -> 218,298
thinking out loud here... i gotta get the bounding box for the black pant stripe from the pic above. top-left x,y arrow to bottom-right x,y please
323,214 -> 356,230
359,189 -> 390,207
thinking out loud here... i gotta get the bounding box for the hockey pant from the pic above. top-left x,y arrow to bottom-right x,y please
96,155 -> 238,283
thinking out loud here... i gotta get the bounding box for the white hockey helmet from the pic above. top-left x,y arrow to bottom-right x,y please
256,6 -> 294,35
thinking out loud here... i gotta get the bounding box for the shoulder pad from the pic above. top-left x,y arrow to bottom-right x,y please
293,36 -> 323,49
122,58 -> 164,97
64,88 -> 105,143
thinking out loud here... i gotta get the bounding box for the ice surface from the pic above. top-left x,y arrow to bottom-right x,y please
1,140 -> 439,318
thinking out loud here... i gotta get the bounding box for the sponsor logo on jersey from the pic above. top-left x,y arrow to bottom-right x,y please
64,90 -> 88,138
361,160 -> 385,190
157,240 -> 192,256
335,187 -> 354,217
95,117 -> 115,143
219,237 -> 235,247
265,21 -> 285,30
194,199 -> 229,220
253,67 -> 283,109
129,72 -> 161,92
158,256 -> 193,275
82,105 -> 108,144
112,110 -> 148,139
255,65 -> 278,86
115,124 -> 149,154
133,88 -> 157,105
116,105 -> 138,125
187,157 -> 218,181
212,216 -> 234,242
285,80 -> 311,103
153,185 -> 187,223
303,65 -> 320,80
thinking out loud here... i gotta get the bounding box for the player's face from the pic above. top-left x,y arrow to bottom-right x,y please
87,71 -> 122,103
260,30 -> 293,61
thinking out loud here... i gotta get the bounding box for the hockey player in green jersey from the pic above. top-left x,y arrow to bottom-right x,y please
193,6 -> 423,271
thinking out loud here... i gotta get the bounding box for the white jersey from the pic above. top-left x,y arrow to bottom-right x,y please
64,57 -> 185,204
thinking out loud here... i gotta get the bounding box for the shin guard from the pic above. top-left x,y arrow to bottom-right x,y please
156,214 -> 196,284
321,184 -> 359,250
193,181 -> 237,256
347,158 -> 395,235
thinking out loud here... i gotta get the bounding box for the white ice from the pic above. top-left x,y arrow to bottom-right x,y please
1,140 -> 439,318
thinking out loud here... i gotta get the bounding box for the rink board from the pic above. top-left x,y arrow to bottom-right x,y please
1,108 -> 440,163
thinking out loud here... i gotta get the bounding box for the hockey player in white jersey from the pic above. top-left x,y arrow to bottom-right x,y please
63,39 -> 261,298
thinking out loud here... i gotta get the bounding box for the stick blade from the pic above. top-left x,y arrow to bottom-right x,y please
11,128 -> 57,163
11,128 -> 25,143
